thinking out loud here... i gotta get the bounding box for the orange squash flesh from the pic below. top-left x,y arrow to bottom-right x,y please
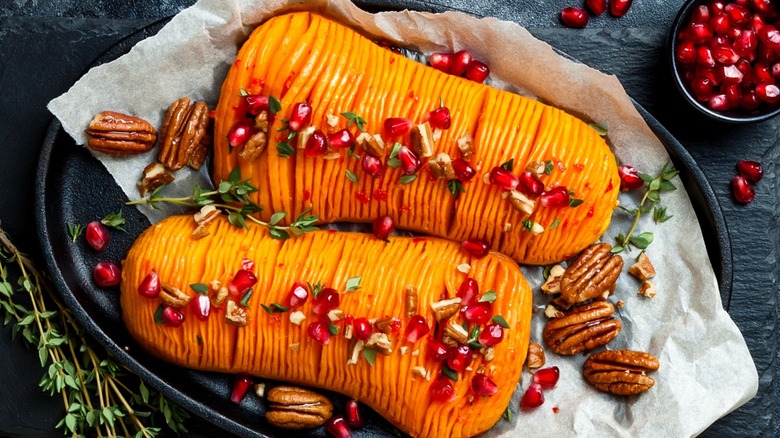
121,215 -> 532,438
212,12 -> 620,265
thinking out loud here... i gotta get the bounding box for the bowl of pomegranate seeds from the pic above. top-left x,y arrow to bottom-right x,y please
670,0 -> 780,122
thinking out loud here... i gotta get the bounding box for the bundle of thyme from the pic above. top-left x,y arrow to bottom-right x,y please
0,227 -> 189,437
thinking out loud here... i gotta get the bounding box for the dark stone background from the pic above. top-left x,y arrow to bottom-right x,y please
0,0 -> 777,436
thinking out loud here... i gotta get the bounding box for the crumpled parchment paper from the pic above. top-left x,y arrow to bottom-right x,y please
48,0 -> 758,436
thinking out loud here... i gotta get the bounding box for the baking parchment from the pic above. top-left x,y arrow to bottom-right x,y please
47,0 -> 758,436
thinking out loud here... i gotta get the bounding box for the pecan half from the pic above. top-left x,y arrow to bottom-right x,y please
543,300 -> 621,355
560,243 -> 623,305
85,111 -> 157,155
526,341 -> 546,369
430,297 -> 462,322
583,349 -> 659,395
239,131 -> 267,161
158,98 -> 210,170
410,122 -> 435,158
225,300 -> 248,327
265,386 -> 333,429
137,162 -> 174,196
428,152 -> 456,179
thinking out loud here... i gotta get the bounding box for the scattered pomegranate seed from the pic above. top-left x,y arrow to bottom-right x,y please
244,94 -> 269,115
162,306 -> 185,327
452,159 -> 476,181
85,221 -> 109,252
397,145 -> 421,175
345,400 -> 364,429
756,83 -> 780,103
610,0 -> 633,17
450,50 -> 473,76
404,315 -> 430,343
352,317 -> 373,341
462,301 -> 493,325
478,323 -> 504,347
540,186 -> 571,208
241,258 -> 255,272
520,383 -> 545,410
328,129 -> 356,149
488,167 -> 519,191
737,160 -> 763,182
617,164 -> 644,190
138,270 -> 161,298
465,61 -> 490,83
227,119 -> 254,147
383,117 -> 412,137
430,379 -> 456,403
429,52 -> 454,72
560,7 -> 589,29
447,344 -> 473,372
372,215 -> 395,240
228,269 -> 257,297
93,261 -> 121,287
190,294 -> 211,321
312,288 -> 340,316
307,321 -> 332,345
732,174 -> 756,203
230,373 -> 253,404
362,155 -> 384,178
471,374 -> 499,397
461,238 -> 490,258
304,129 -> 328,156
284,281 -> 309,309
287,102 -> 312,132
429,106 -> 452,129
585,0 -> 607,15
427,339 -> 452,362
326,415 -> 351,438
517,171 -> 544,198
533,366 -> 560,389
457,277 -> 479,306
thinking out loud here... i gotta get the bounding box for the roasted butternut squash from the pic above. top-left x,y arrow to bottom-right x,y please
121,215 -> 532,438
213,12 -> 620,265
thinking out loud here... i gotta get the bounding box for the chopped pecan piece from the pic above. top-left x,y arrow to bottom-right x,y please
225,300 -> 248,326
560,243 -> 623,305
544,304 -> 564,319
239,131 -> 267,161
509,190 -> 535,215
356,132 -> 385,157
191,205 -> 220,239
365,332 -> 393,355
374,316 -> 399,333
430,297 -> 462,321
254,110 -> 270,132
158,97 -> 210,170
442,323 -> 469,346
212,286 -> 229,308
543,300 -> 621,355
583,349 -> 659,395
346,339 -> 365,365
85,111 -> 157,155
456,134 -> 474,160
428,152 -> 456,179
137,162 -> 174,196
541,264 -> 565,294
265,386 -> 333,429
405,285 -> 418,318
410,122 -> 435,158
629,253 -> 656,281
526,160 -> 546,177
526,341 -> 545,369
638,281 -> 656,298
160,283 -> 191,308
296,126 -> 316,150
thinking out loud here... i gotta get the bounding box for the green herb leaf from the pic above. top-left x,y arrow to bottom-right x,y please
638,173 -> 654,182
341,111 -> 368,132
189,283 -> 209,295
569,198 -> 584,208
588,122 -> 609,137
239,88 -> 249,97
308,281 -> 324,299
549,218 -> 561,230
101,210 -> 126,232
345,276 -> 362,292
492,315 -> 510,329
544,160 -> 554,175
277,142 -> 296,158
479,291 -> 497,303
269,96 -> 282,115
362,348 -> 377,366
522,219 -> 533,232
347,144 -> 361,160
346,169 -> 359,184
328,323 -> 339,336
399,174 -> 417,185
240,289 -> 254,307
500,158 -> 515,171
227,211 -> 247,229
228,166 -> 242,184
445,179 -> 465,199
67,223 -> 84,243
653,206 -> 673,223
269,212 -> 287,226
153,304 -> 164,325
441,364 -> 458,381
387,143 -> 402,168
269,228 -> 290,240
629,232 -> 654,249
610,245 -> 624,254
542,265 -> 552,279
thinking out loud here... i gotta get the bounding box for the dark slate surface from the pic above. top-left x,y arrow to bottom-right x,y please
0,0 -> 777,437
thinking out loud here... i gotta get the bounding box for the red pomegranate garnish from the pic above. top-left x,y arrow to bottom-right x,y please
227,119 -> 253,147
691,76 -> 715,101
312,288 -> 340,316
471,374 -> 498,397
732,174 -> 756,203
244,94 -> 269,115
352,317 -> 372,341
560,7 -> 589,29
190,294 -> 211,321
737,160 -> 763,182
429,52 -> 454,72
452,158 -> 476,182
429,106 -> 452,129
362,155 -> 384,178
430,379 -> 456,403
461,238 -> 490,258
230,373 -> 253,404
326,415 -> 351,438
384,117 -> 412,137
372,215 -> 395,240
742,91 -> 761,110
228,269 -> 257,298
676,41 -> 697,64
462,301 -> 493,325
446,345 -> 473,372
697,45 -> 716,67
478,323 -> 504,347
691,4 -> 711,23
304,129 -> 328,156
709,93 -> 731,111
328,129 -> 356,149
307,321 -> 332,345
241,257 -> 255,272
726,3 -> 750,24
610,0 -> 633,17
488,167 -> 519,191
287,102 -> 312,132
517,171 -> 544,198
533,366 -> 560,389
520,383 -> 545,410
713,45 -> 740,65
85,221 -> 109,252
345,399 -> 364,429
756,83 -> 780,103
450,50 -> 473,76
404,315 -> 430,343
618,164 -> 644,190
162,306 -> 184,328
397,145 -> 421,175
93,261 -> 121,287
138,270 -> 161,298
585,0 -> 607,15
427,339 -> 452,362
540,186 -> 571,208
465,61 -> 490,83
457,277 -> 479,306
284,281 -> 309,309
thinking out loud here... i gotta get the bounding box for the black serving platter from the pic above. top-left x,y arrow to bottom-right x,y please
35,11 -> 732,438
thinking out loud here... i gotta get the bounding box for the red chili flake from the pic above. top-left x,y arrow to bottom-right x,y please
584,182 -> 591,190
373,189 -> 388,201
208,110 -> 216,119
554,159 -> 566,172
573,163 -> 584,171
400,205 -> 411,212
327,229 -> 337,234
250,78 -> 264,88
552,406 -> 560,414
389,57 -> 395,64
269,313 -> 282,327
408,90 -> 418,101
281,72 -> 296,97
604,180 -> 614,193
277,263 -> 285,269
233,58 -> 242,67
587,207 -> 594,217
412,237 -> 426,243
562,254 -> 572,259
355,191 -> 371,204
303,189 -> 311,201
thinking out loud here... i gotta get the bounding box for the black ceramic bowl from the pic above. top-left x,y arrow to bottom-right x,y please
669,0 -> 780,123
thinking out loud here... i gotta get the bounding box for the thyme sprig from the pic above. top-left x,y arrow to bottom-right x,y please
0,226 -> 189,437
127,166 -> 319,240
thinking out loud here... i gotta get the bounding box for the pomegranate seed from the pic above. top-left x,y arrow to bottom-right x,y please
462,301 -> 493,325
691,76 -> 715,101
737,160 -> 763,183
85,221 -> 109,252
741,91 -> 761,110
285,281 -> 309,309
244,94 -> 269,115
488,167 -> 519,190
372,215 -> 395,240
759,41 -> 780,63
190,294 -> 211,321
773,63 -> 780,78
690,23 -> 714,44
304,129 -> 328,156
429,52 -> 454,72
352,317 -> 373,341
307,321 -> 332,345
345,400 -> 364,429
162,306 -> 184,327
517,171 -> 544,198
725,4 -> 749,25
230,373 -> 252,404
708,93 -> 731,111
457,277 -> 479,306
756,83 -> 780,103
533,366 -> 560,389
241,258 -> 255,272
461,238 -> 490,258
138,270 -> 161,298
710,1 -> 726,14
383,117 -> 412,137
734,30 -> 757,56
288,102 -> 312,132
446,344 -> 473,372
718,64 -> 744,85
471,374 -> 499,397
753,63 -> 774,84
610,0 -> 632,17
520,383 -> 545,410
618,164 -> 644,190
709,14 -> 732,36
697,45 -> 716,68
676,41 -> 697,64
326,415 -> 351,438
227,119 -> 254,147
725,84 -> 743,107
427,339 -> 452,362
560,7 -> 588,29
397,145 -> 421,175
430,379 -> 456,403
450,50 -> 473,76
752,0 -> 778,16
465,61 -> 490,83
713,45 -> 740,65
478,323 -> 504,347
710,35 -> 729,47
540,186 -> 571,208
312,288 -> 340,315
585,0 -> 607,15
93,261 -> 120,287
228,269 -> 257,297
362,155 -> 384,178
328,129 -> 356,149
404,315 -> 430,343
429,106 -> 452,129
732,175 -> 756,203
751,14 -> 767,34
691,5 -> 711,23
452,159 -> 476,182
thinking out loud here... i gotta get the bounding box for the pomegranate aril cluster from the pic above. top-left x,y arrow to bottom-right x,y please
560,0 -> 633,29
732,159 -> 763,203
675,0 -> 780,113
428,50 -> 490,83
520,366 -> 560,410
